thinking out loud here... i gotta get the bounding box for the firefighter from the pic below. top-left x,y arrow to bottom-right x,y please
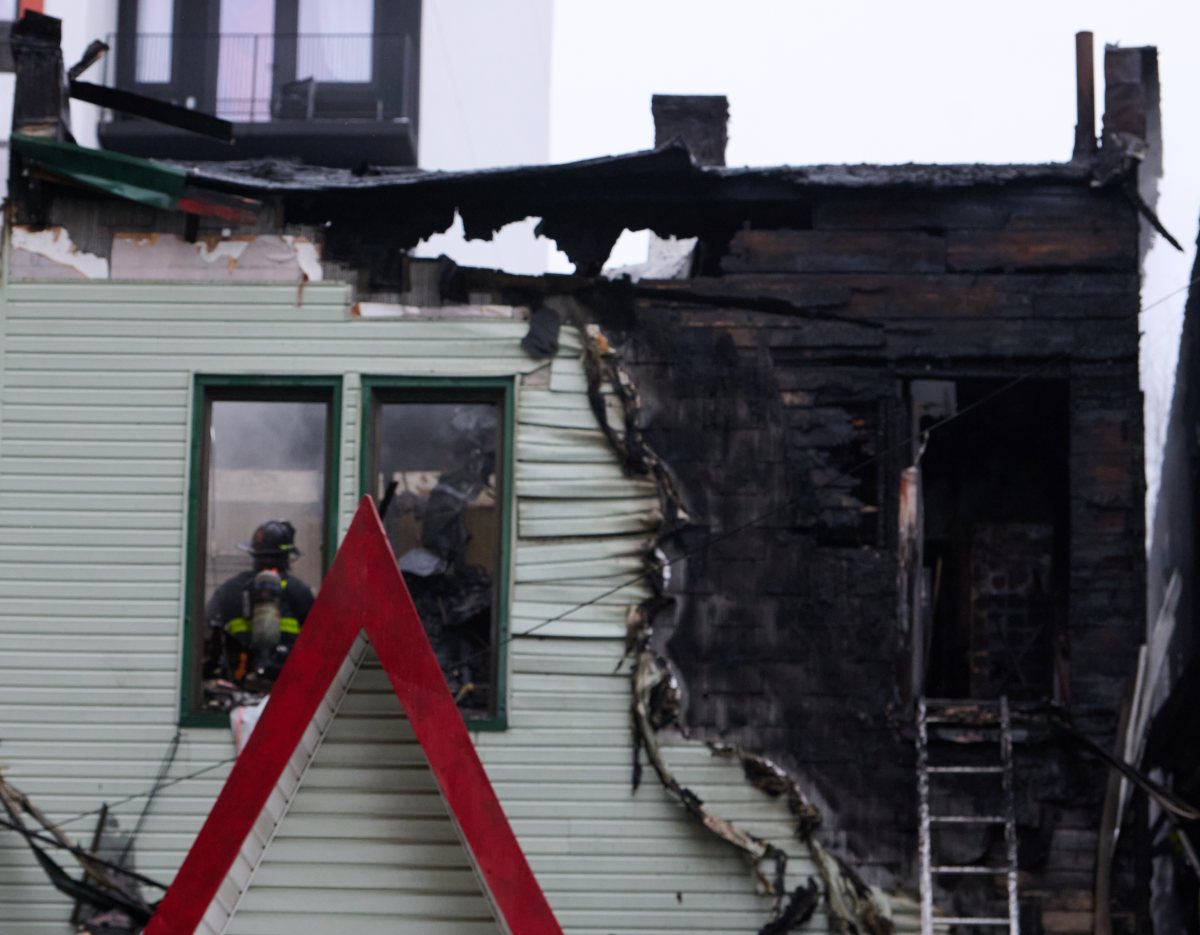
204,520 -> 315,694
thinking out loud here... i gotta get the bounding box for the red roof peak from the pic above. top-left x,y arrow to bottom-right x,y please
147,496 -> 561,935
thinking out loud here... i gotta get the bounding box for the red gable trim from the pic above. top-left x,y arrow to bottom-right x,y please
147,497 -> 562,935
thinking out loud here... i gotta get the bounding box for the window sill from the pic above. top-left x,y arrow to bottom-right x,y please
179,709 -> 508,731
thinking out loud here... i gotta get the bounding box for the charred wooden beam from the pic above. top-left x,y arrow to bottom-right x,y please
67,39 -> 108,81
69,80 -> 234,142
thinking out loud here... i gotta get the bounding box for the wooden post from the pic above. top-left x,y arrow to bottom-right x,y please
1134,789 -> 1151,934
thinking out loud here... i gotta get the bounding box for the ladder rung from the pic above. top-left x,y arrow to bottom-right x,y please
925,715 -> 1000,725
924,698 -> 1001,706
918,697 -> 1017,933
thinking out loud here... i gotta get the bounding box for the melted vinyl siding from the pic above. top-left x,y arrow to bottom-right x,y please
0,280 -> 837,934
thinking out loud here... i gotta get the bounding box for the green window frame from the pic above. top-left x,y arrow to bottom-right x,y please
180,374 -> 343,727
360,376 -> 515,731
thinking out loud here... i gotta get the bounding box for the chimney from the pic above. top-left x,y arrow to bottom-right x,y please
651,94 -> 729,167
1103,45 -> 1160,148
1102,44 -> 1162,259
10,10 -> 69,139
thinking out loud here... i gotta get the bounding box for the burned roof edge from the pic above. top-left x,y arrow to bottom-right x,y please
169,145 -> 1102,198
15,137 -> 1136,277
166,144 -> 699,194
715,160 -> 1096,189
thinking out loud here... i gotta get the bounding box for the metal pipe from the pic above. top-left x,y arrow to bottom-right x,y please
1073,31 -> 1097,159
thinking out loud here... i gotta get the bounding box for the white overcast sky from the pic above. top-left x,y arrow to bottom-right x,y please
549,0 -> 1200,511
31,0 -> 1200,516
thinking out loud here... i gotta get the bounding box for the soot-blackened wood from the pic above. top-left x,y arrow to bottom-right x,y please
812,186 -> 1127,231
877,317 -> 1134,360
947,228 -> 1137,272
635,275 -> 853,311
680,272 -> 1138,322
722,229 -> 947,274
603,178 -> 1144,935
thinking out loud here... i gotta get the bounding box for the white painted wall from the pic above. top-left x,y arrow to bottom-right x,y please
413,0 -> 557,274
47,0 -> 119,149
418,0 -> 552,173
8,1 -> 556,272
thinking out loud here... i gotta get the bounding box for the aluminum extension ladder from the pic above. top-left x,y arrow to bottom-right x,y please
916,697 -> 1020,934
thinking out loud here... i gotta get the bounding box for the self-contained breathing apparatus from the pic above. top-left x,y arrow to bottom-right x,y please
239,565 -> 288,691
203,520 -> 307,711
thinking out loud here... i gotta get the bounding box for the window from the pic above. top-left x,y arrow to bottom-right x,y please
106,0 -> 420,165
362,378 -> 514,729
217,0 -> 276,121
297,0 -> 374,82
113,0 -> 419,123
182,376 -> 341,724
135,0 -> 173,83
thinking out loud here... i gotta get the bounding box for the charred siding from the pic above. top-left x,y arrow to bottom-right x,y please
606,183 -> 1146,934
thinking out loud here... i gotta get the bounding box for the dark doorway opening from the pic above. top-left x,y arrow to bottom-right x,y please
917,379 -> 1068,701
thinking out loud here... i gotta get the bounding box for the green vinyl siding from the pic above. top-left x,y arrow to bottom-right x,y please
0,279 -> 867,935
225,646 -> 504,935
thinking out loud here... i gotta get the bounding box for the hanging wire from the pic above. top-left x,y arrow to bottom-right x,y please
0,814 -> 167,890
118,729 -> 181,865
18,272 -> 1200,829
52,754 -> 238,830
450,269 -> 1200,668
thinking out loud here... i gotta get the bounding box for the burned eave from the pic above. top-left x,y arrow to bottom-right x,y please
173,149 -> 1102,199
14,118 -> 1141,278
715,160 -> 1096,190
155,146 -> 1131,275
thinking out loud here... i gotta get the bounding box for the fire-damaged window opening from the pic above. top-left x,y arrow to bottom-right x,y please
361,377 -> 513,728
914,378 -> 1069,702
791,386 -> 889,550
183,376 -> 341,724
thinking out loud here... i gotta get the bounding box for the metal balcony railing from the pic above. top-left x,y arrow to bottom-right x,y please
103,32 -> 415,124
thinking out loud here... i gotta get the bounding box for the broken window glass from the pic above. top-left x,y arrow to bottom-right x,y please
189,382 -> 335,716
369,390 -> 504,721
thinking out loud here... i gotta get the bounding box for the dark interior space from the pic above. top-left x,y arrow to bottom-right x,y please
919,378 -> 1069,701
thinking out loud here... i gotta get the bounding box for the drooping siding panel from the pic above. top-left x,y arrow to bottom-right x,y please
481,337 -> 837,933
0,281 -> 837,934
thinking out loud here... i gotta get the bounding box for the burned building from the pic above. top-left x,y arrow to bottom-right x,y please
0,13 -> 1164,935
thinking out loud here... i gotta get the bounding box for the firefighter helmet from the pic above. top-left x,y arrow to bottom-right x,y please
240,520 -> 301,562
